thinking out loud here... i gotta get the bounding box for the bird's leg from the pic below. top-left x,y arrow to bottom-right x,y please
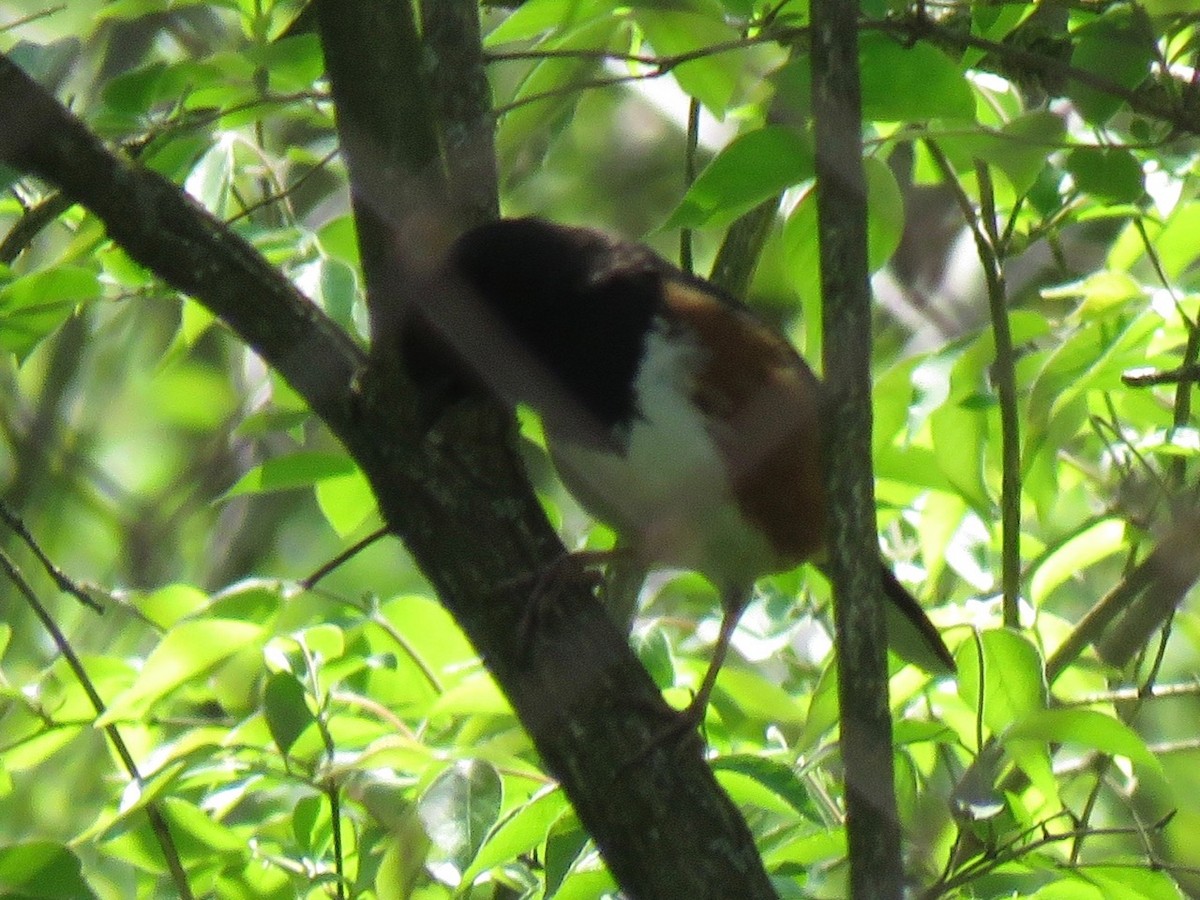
623,593 -> 749,765
674,602 -> 741,731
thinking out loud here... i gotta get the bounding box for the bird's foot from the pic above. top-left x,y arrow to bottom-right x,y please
498,548 -> 621,655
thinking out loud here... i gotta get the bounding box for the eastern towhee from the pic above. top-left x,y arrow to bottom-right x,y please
415,216 -> 956,724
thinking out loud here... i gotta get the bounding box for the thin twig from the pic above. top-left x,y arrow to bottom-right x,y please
924,143 -> 1022,627
299,525 -> 390,590
1057,678 -> 1200,707
0,550 -> 195,899
1123,363 -> 1200,386
0,4 -> 66,32
0,501 -> 103,611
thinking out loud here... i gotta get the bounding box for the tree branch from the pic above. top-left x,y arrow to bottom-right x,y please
0,35 -> 777,899
810,0 -> 903,897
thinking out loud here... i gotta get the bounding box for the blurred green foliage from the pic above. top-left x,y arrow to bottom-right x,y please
1,0 -> 1200,897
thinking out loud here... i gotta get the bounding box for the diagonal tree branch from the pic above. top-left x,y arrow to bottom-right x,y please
0,36 -> 777,898
0,56 -> 364,431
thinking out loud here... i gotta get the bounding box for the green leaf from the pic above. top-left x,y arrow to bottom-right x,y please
1142,202 -> 1200,280
431,673 -> 511,717
711,754 -> 817,819
864,155 -> 904,271
554,868 -> 620,900
633,625 -> 675,689
185,138 -> 234,213
485,0 -> 608,45
779,36 -> 974,125
263,671 -> 316,756
298,623 -> 346,661
957,629 -> 1047,738
223,451 -> 359,499
100,61 -> 171,114
0,841 -> 95,899
664,126 -> 811,230
1066,147 -> 1144,203
160,796 -> 246,857
0,267 -> 98,360
374,818 -> 432,900
1030,518 -> 1127,604
634,10 -> 741,114
715,768 -> 798,816
418,759 -> 503,875
779,184 -> 822,327
1026,311 -> 1162,470
799,661 -> 840,749
705,664 -> 805,723
544,809 -> 590,897
292,794 -> 328,854
495,17 -> 624,178
916,328 -> 1026,516
936,110 -> 1066,198
1029,875 -> 1106,899
315,256 -> 360,331
1007,709 -> 1163,777
315,467 -> 376,538
930,395 -> 990,514
1069,11 -> 1154,125
246,34 -> 323,94
1042,270 -> 1145,320
972,0 -> 1034,47
860,33 -> 974,122
98,619 -> 263,724
461,787 -> 568,885
1065,865 -> 1188,900
988,111 -> 1067,197
135,583 -> 209,629
379,593 -> 478,692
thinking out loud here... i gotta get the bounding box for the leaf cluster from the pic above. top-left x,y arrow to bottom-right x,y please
1,0 -> 1200,897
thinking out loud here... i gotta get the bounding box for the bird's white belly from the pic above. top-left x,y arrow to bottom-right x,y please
545,325 -> 777,590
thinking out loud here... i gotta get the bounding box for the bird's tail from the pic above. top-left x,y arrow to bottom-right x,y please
879,564 -> 956,675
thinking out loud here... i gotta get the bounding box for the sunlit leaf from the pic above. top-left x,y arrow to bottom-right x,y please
462,787 -> 568,885
98,619 -> 264,724
957,629 -> 1046,738
634,10 -> 741,114
146,361 -> 238,430
418,759 -> 503,876
485,0 -> 609,45
0,267 -> 98,360
860,33 -> 974,121
1042,270 -> 1145,320
665,126 -> 812,229
315,467 -> 376,537
223,452 -> 359,499
135,583 -> 209,629
712,754 -> 818,819
1030,519 -> 1127,604
1006,708 -> 1163,777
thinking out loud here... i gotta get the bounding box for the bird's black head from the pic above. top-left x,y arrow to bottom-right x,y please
440,217 -> 666,437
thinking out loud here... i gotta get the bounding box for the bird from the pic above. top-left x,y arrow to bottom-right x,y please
416,216 -> 956,727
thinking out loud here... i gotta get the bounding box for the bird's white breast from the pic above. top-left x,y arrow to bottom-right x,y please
545,321 -> 777,592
